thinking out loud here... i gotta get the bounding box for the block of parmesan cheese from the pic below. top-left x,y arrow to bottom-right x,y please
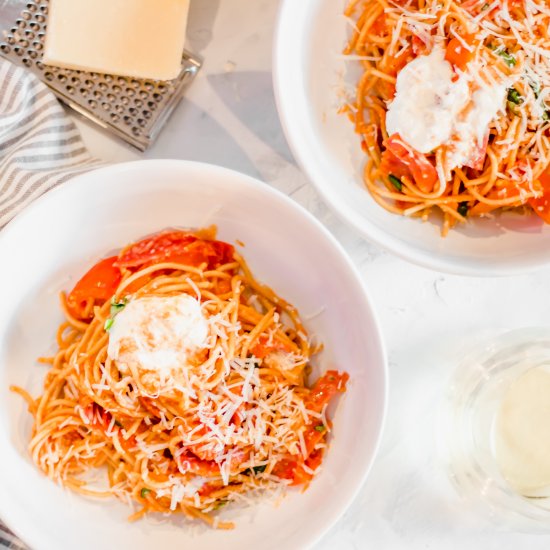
43,0 -> 190,81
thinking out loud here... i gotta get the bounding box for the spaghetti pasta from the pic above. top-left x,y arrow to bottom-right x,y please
344,0 -> 550,235
12,228 -> 348,529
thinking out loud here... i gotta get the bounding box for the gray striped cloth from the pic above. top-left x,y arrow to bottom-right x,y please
0,57 -> 102,229
0,58 -> 102,548
0,524 -> 26,550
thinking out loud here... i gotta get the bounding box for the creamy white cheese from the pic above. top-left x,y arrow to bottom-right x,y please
107,295 -> 208,375
386,46 -> 508,170
386,46 -> 470,154
446,81 -> 508,169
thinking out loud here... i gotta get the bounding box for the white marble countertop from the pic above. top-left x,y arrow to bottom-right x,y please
72,1 -> 550,548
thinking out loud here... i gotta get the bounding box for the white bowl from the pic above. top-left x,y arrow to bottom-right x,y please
0,160 -> 387,550
273,0 -> 550,276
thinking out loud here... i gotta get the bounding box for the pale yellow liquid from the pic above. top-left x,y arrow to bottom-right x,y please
495,367 -> 550,497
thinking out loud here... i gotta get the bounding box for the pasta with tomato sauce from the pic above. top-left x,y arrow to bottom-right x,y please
343,0 -> 550,235
11,227 -> 348,529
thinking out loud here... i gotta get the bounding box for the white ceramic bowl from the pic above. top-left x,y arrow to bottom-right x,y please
274,0 -> 550,276
0,160 -> 387,550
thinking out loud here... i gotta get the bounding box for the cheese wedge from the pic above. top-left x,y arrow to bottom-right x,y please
43,0 -> 190,81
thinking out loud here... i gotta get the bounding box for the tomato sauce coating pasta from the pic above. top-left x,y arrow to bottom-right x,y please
12,228 -> 348,528
344,0 -> 550,235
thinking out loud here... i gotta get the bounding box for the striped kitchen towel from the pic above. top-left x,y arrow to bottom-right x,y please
0,524 -> 26,550
0,57 -> 102,229
0,57 -> 102,549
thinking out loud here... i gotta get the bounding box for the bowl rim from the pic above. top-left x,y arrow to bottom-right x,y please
0,159 -> 388,550
272,0 -> 550,278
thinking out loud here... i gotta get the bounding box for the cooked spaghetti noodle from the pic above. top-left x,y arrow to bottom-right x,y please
344,0 -> 550,235
12,228 -> 348,529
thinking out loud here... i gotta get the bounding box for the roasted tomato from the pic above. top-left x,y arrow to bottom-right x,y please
66,256 -> 121,320
272,371 -> 348,486
66,231 -> 235,321
445,34 -> 476,72
116,231 -> 234,270
381,134 -> 438,193
528,172 -> 550,224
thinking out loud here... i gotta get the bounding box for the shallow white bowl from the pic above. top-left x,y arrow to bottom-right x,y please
274,0 -> 550,276
0,160 -> 387,550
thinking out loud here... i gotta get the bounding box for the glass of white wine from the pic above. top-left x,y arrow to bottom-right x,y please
444,327 -> 550,531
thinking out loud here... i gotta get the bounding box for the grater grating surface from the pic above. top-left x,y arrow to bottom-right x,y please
0,0 -> 202,151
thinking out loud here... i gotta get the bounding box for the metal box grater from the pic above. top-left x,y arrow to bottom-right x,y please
0,0 -> 202,151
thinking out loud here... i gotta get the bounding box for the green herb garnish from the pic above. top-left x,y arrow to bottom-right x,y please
488,44 -> 517,66
104,297 -> 128,332
110,297 -> 128,317
497,50 -> 516,67
481,2 -> 490,9
314,425 -> 326,432
506,89 -> 523,116
213,500 -> 228,510
507,103 -> 519,116
507,88 -> 523,105
244,464 -> 267,475
114,419 -> 123,428
389,174 -> 403,192
140,488 -> 151,498
457,203 -> 469,217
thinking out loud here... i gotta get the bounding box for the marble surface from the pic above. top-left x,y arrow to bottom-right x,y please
72,1 -> 550,548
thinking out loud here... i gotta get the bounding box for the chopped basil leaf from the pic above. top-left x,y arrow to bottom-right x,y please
213,500 -> 228,510
488,44 -> 516,66
543,111 -> 550,122
314,425 -> 326,432
110,304 -> 125,316
507,101 -> 521,116
110,297 -> 128,317
481,2 -> 489,9
244,464 -> 267,475
110,304 -> 123,316
389,174 -> 403,192
106,298 -> 128,332
114,419 -> 123,428
140,488 -> 151,498
497,50 -> 516,67
507,88 -> 522,105
457,203 -> 469,217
